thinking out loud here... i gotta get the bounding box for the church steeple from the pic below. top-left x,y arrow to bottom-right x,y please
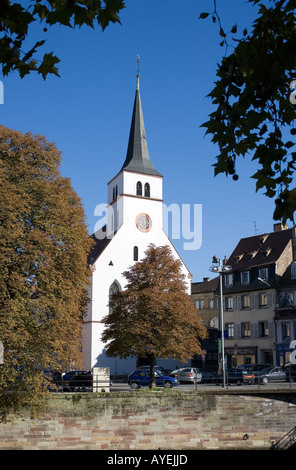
121,74 -> 162,177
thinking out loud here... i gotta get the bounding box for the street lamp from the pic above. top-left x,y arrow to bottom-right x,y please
209,256 -> 232,388
257,277 -> 271,289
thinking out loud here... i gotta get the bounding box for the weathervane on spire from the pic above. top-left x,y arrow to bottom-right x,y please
135,54 -> 141,75
135,55 -> 141,89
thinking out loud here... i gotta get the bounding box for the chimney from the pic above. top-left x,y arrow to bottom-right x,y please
203,277 -> 210,283
273,223 -> 288,232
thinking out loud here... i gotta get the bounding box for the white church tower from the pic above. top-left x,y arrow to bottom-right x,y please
82,74 -> 192,374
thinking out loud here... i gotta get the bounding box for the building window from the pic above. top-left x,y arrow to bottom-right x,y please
242,295 -> 250,309
259,321 -> 269,337
109,280 -> 120,314
209,297 -> 214,309
279,292 -> 294,307
242,322 -> 251,337
291,262 -> 296,279
241,271 -> 250,285
225,273 -> 233,287
133,246 -> 138,261
144,183 -> 150,197
226,323 -> 234,338
136,181 -> 142,196
226,297 -> 234,310
282,322 -> 291,339
199,299 -> 204,310
259,267 -> 269,282
259,293 -> 268,307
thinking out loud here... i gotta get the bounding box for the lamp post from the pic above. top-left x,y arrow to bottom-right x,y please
209,256 -> 232,388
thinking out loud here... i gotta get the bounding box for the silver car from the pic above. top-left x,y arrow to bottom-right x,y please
170,367 -> 202,383
258,367 -> 287,384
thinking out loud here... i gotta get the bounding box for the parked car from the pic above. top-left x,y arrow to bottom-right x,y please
128,369 -> 179,389
257,367 -> 287,384
198,368 -> 215,383
237,363 -> 273,377
62,370 -> 93,392
283,363 -> 296,382
169,368 -> 202,383
138,365 -> 166,374
241,369 -> 255,384
214,368 -> 245,386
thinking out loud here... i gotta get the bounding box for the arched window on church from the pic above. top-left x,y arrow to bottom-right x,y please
144,183 -> 150,197
115,185 -> 118,199
113,187 -> 116,201
136,181 -> 142,196
133,246 -> 138,261
109,281 -> 121,314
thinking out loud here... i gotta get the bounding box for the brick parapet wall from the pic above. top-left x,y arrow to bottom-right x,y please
0,390 -> 296,450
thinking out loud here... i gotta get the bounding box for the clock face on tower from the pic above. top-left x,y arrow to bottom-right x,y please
136,213 -> 152,232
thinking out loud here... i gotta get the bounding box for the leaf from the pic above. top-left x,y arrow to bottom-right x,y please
38,52 -> 60,80
219,27 -> 226,38
231,24 -> 237,34
199,12 -> 209,19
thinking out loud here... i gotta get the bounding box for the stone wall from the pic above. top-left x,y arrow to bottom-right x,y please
0,390 -> 296,450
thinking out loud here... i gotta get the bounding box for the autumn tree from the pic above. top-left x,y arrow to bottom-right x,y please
0,125 -> 92,420
0,0 -> 125,79
102,244 -> 207,388
200,0 -> 296,223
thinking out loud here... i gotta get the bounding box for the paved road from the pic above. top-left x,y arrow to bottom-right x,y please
110,381 -> 296,392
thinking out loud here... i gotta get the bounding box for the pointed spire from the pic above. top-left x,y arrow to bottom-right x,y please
121,72 -> 162,177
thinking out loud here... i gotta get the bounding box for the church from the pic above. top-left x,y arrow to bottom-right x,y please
82,74 -> 192,375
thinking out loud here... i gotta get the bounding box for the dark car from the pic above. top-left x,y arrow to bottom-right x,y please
62,370 -> 93,392
128,369 -> 179,389
257,367 -> 287,384
237,363 -> 273,377
283,363 -> 296,382
214,368 -> 245,386
241,369 -> 255,384
198,368 -> 215,384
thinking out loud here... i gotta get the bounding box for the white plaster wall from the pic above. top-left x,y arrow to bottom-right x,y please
83,169 -> 191,373
83,222 -> 191,372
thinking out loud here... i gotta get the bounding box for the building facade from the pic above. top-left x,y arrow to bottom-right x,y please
191,277 -> 219,371
275,261 -> 296,365
192,224 -> 296,369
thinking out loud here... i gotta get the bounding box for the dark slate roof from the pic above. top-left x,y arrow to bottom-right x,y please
121,77 -> 162,177
226,227 -> 293,272
88,226 -> 113,265
191,277 -> 219,294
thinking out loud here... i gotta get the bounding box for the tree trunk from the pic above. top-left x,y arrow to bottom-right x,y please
148,354 -> 156,389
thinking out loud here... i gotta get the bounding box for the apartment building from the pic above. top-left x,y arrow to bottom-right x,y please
192,223 -> 296,369
274,261 -> 296,365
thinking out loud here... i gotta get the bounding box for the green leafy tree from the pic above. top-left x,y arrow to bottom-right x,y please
102,244 -> 207,388
0,0 -> 125,79
0,125 -> 92,420
200,0 -> 296,223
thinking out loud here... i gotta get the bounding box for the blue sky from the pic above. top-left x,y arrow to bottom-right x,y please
1,0 -> 283,282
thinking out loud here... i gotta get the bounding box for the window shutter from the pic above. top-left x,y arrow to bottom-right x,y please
234,322 -> 241,338
268,321 -> 274,338
237,296 -> 241,310
233,296 -> 237,310
251,322 -> 259,338
254,294 -> 259,309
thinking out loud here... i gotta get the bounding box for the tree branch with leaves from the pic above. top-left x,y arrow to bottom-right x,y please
0,0 -> 125,79
200,0 -> 296,223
